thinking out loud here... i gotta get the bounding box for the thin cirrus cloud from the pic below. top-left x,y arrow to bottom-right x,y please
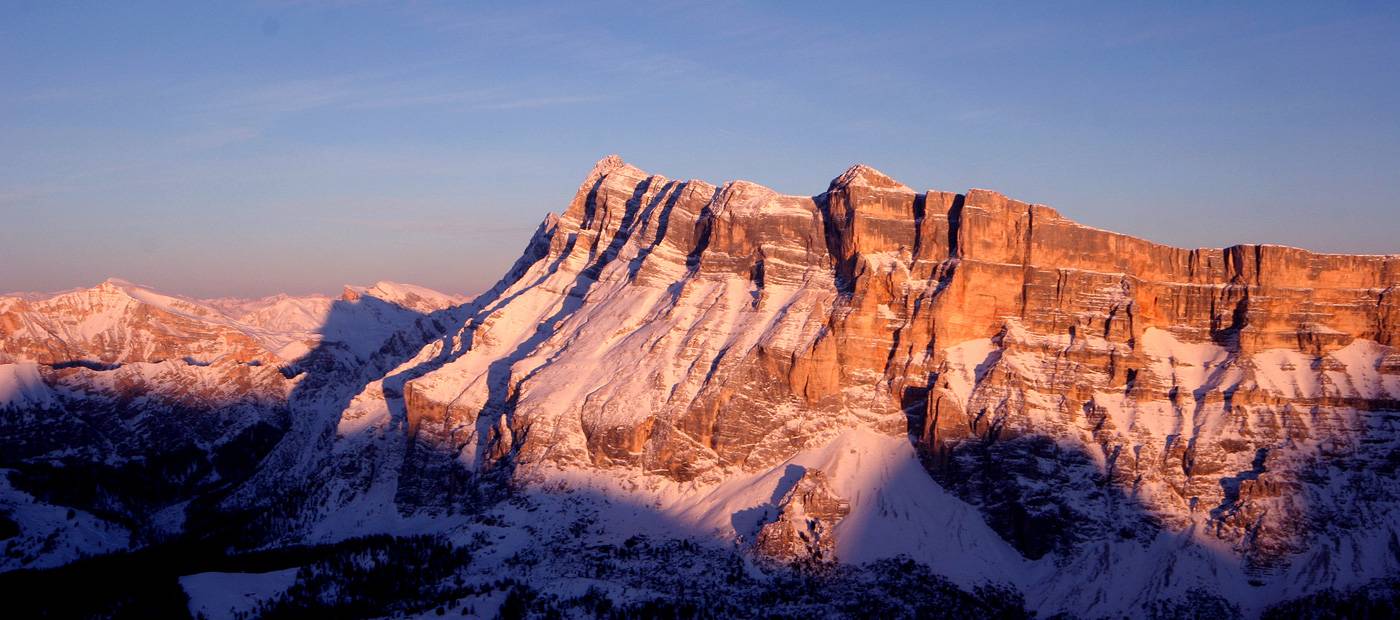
344,88 -> 611,112
477,95 -> 612,111
177,70 -> 615,124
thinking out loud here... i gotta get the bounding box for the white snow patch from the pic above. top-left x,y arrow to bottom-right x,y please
674,428 -> 1024,588
0,362 -> 55,409
1252,349 -> 1321,399
0,472 -> 130,571
1139,328 -> 1235,394
180,568 -> 299,620
941,338 -> 999,408
1324,339 -> 1394,399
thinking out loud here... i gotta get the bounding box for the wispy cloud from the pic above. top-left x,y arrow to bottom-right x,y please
176,67 -> 612,120
188,74 -> 362,117
343,87 -> 501,110
177,126 -> 262,149
478,94 -> 610,110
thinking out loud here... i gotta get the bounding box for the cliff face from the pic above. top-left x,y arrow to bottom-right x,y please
399,155 -> 1400,610
4,157 -> 1396,616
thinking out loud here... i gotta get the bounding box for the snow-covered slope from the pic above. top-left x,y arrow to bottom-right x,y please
3,157 -> 1398,619
370,156 -> 1398,617
0,279 -> 467,571
671,428 -> 1028,588
0,362 -> 55,410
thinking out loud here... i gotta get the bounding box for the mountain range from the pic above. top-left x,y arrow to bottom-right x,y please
3,156 -> 1398,619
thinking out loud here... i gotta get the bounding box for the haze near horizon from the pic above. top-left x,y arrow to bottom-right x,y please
3,1 -> 1398,298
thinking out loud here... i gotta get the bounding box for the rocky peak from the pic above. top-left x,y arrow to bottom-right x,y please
97,277 -> 134,292
590,153 -> 627,176
354,281 -> 466,313
827,163 -> 913,194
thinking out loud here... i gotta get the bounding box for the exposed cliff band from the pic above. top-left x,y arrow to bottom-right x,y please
393,156 -> 1397,590
5,156 -> 1397,616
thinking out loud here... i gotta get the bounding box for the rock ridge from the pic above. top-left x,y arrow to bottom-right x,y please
396,155 -> 1398,613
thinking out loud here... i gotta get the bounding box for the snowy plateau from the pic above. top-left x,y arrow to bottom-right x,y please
2,156 -> 1399,619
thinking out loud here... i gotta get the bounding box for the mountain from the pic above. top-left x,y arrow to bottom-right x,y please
2,157 -> 1397,618
0,279 -> 468,571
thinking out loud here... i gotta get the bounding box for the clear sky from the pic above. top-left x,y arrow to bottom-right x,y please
3,1 -> 1398,298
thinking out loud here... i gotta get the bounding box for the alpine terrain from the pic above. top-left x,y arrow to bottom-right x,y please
2,156 -> 1398,619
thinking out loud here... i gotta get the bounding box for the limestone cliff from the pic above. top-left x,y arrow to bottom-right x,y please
4,156 -> 1395,617
397,155 -> 1399,612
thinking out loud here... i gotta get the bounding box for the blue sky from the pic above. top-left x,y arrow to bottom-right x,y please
2,1 -> 1398,297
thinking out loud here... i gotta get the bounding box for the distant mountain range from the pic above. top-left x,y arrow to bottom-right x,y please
3,156 -> 1398,619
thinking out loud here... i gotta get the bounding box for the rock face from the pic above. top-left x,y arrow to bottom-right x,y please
2,156 -> 1397,617
754,468 -> 850,563
395,156 -> 1399,613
